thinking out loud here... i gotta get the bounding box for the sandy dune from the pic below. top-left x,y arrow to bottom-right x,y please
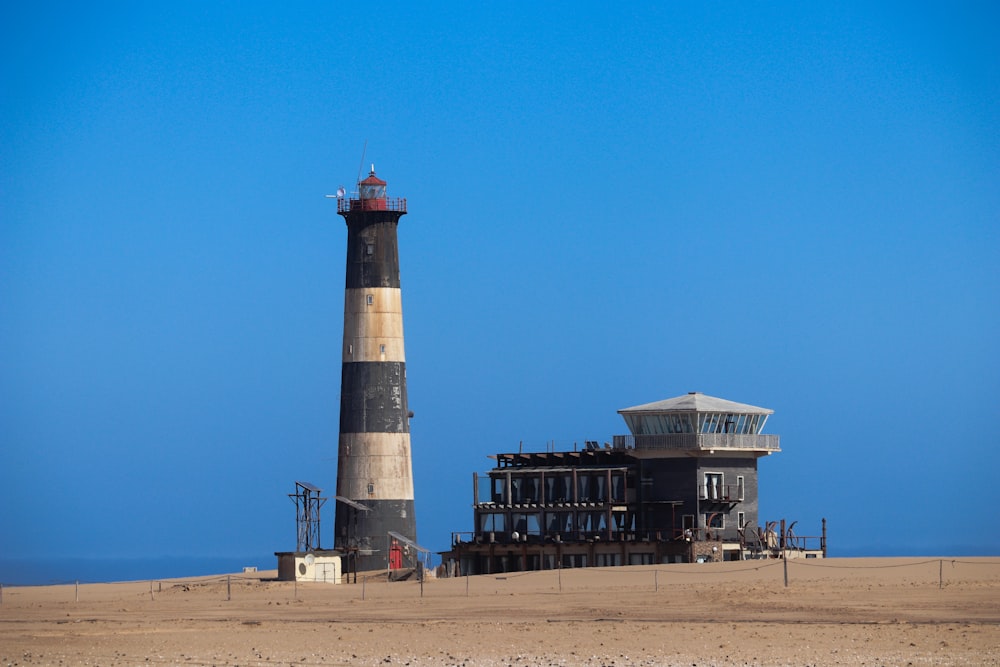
2,557 -> 998,666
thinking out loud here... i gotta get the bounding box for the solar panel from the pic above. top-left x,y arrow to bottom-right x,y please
296,481 -> 322,493
388,530 -> 429,553
334,495 -> 372,512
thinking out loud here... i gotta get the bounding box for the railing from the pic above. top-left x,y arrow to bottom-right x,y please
698,484 -> 743,502
612,433 -> 780,452
452,531 -> 476,547
475,499 -> 620,509
452,527 -> 728,547
337,197 -> 407,213
785,532 -> 825,553
458,525 -> 815,550
741,520 -> 827,558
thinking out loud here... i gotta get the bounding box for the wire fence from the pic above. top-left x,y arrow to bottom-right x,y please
2,558 -> 998,606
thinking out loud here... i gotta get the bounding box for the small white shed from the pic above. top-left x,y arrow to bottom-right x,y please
275,550 -> 342,584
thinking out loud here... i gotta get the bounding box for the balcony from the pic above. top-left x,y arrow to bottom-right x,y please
612,433 -> 780,452
698,484 -> 743,502
338,197 -> 407,213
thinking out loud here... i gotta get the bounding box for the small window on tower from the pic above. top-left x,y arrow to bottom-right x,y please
367,482 -> 375,495
366,294 -> 374,306
366,243 -> 374,256
380,344 -> 386,354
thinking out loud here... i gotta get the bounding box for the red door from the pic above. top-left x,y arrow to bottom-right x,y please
389,540 -> 403,569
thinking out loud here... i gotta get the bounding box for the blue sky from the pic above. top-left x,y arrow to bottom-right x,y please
2,1 -> 998,576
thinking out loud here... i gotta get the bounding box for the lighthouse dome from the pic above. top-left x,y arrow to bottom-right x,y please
359,166 -> 387,200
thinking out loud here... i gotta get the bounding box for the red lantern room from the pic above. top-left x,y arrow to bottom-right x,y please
339,165 -> 407,213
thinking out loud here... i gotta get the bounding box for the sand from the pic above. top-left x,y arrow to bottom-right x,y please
2,557 -> 999,666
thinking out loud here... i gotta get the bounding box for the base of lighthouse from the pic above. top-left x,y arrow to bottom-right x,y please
335,499 -> 417,572
335,428 -> 417,572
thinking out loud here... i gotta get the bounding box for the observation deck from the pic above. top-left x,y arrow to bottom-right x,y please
338,197 -> 407,213
612,433 -> 780,452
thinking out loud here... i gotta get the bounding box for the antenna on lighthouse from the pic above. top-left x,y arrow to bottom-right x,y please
355,140 -> 368,192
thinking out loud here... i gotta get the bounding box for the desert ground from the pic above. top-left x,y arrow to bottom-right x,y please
1,557 -> 998,666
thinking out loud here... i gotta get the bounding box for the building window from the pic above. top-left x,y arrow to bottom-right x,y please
512,512 -> 540,537
737,475 -> 745,501
479,512 -> 506,533
738,512 -> 746,530
596,553 -> 622,567
366,294 -> 374,306
703,472 -> 724,500
491,477 -> 506,503
379,344 -> 386,354
546,511 -> 573,535
366,243 -> 374,256
610,473 -> 624,501
367,482 -> 375,495
705,512 -> 724,529
611,510 -> 633,536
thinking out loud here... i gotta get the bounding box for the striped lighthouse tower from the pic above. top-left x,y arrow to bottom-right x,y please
334,166 -> 416,572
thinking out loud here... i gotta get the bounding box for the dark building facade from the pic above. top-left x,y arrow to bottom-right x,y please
443,392 -> 808,574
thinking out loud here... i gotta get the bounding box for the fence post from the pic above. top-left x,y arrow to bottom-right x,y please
227,575 -> 231,601
149,580 -> 154,601
75,581 -> 79,602
939,560 -> 943,590
781,520 -> 788,588
465,572 -> 469,597
821,518 -> 827,558
1,582 -> 3,606
362,575 -> 366,601
654,569 -> 658,593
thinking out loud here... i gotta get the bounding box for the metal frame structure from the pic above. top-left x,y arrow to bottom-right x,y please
289,481 -> 327,552
335,495 -> 371,583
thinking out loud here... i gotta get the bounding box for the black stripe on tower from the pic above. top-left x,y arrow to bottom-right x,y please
343,212 -> 403,290
349,498 -> 416,559
339,362 -> 410,434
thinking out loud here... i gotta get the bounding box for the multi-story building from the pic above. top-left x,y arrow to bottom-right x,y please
443,392 -> 821,574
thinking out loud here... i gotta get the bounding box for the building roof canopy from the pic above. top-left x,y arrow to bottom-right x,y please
618,392 -> 773,436
619,392 -> 773,415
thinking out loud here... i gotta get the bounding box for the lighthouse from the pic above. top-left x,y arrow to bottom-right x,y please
333,166 -> 417,571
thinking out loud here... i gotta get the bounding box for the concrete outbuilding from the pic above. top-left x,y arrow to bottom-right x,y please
275,550 -> 342,583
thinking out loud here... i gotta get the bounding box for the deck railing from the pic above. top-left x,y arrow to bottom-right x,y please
337,197 -> 407,213
698,484 -> 743,501
612,433 -> 780,452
